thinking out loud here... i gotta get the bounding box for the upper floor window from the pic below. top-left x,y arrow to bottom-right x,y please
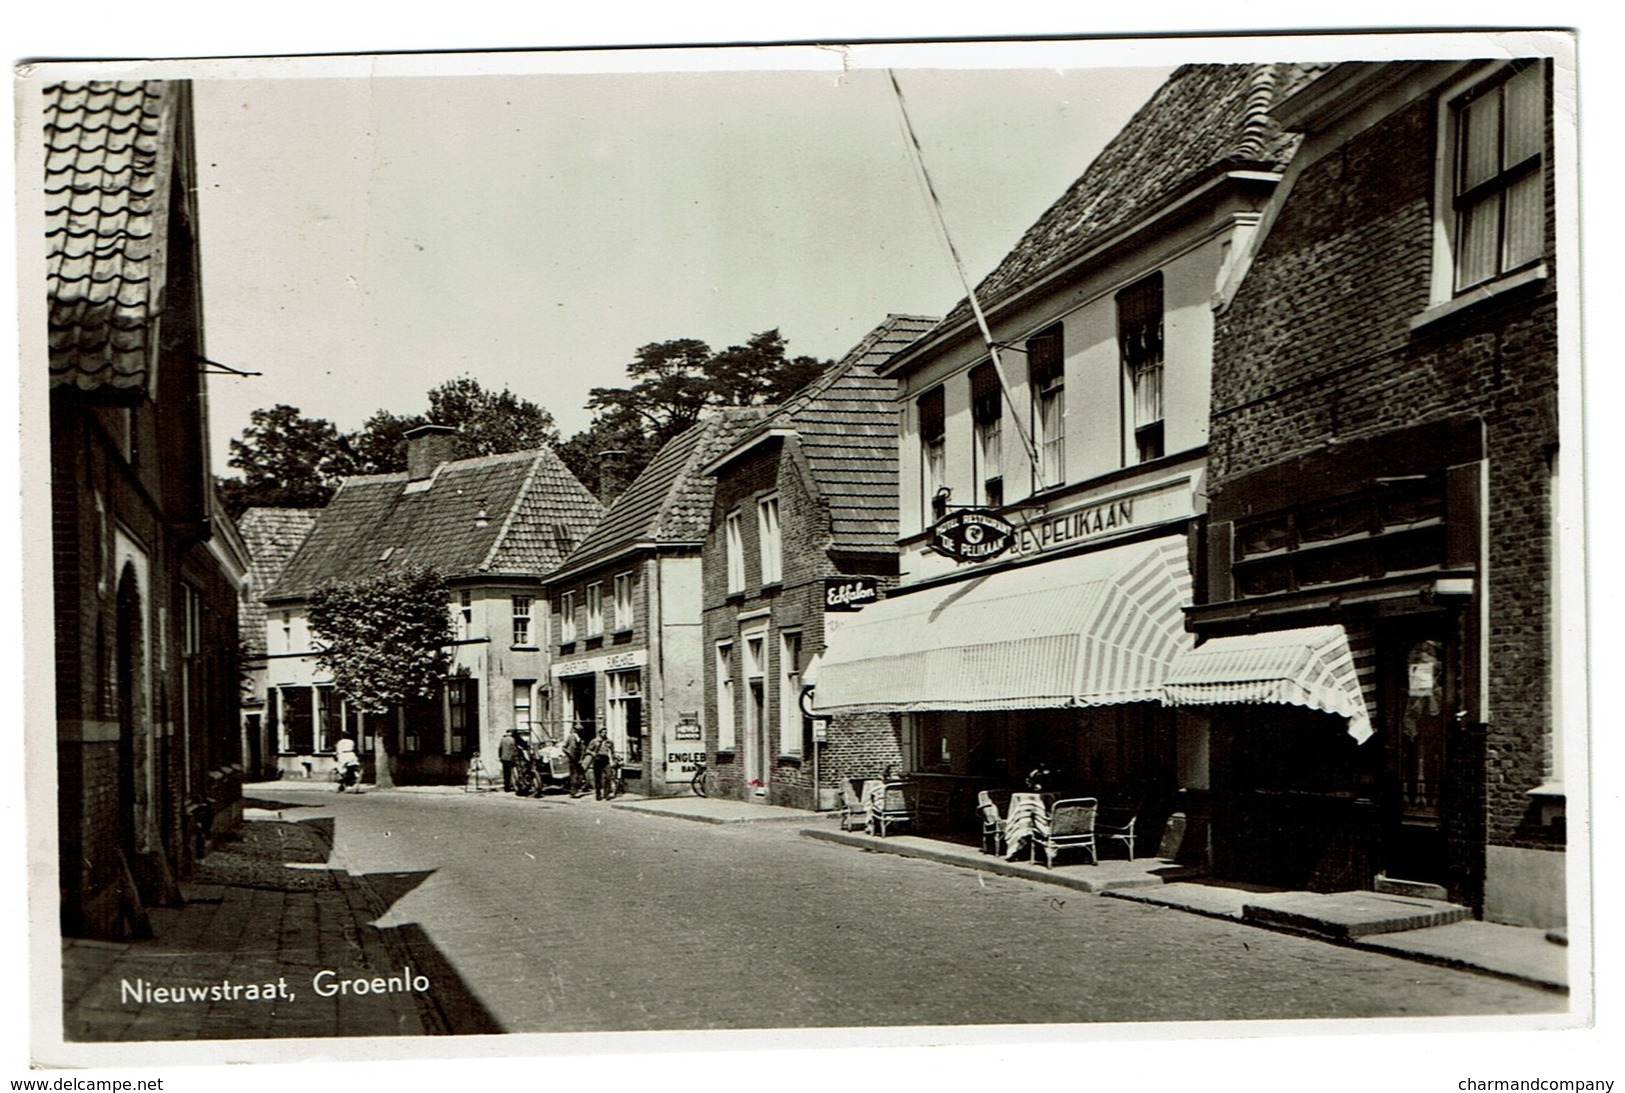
511,594 -> 533,646
970,362 -> 1004,508
452,590 -> 473,641
586,582 -> 604,637
758,495 -> 782,586
1118,273 -> 1165,463
1028,327 -> 1065,488
725,510 -> 746,593
1452,63 -> 1544,292
559,590 -> 577,645
613,572 -> 633,632
919,384 -> 947,522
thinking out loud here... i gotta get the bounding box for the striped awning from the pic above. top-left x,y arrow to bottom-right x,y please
811,537 -> 1193,715
1160,625 -> 1373,742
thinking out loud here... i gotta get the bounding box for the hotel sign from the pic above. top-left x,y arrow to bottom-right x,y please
930,509 -> 1017,562
1011,497 -> 1135,557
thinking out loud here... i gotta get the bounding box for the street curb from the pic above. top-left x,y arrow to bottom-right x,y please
802,828 -> 1570,996
609,799 -> 814,825
800,827 -> 1148,894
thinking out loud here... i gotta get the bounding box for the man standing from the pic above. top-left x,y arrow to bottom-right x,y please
586,732 -> 620,801
561,725 -> 586,799
498,729 -> 522,792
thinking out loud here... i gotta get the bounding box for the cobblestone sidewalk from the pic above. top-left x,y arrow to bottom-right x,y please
60,815 -> 430,1041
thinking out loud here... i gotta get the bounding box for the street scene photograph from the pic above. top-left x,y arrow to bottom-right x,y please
17,26 -> 1590,1076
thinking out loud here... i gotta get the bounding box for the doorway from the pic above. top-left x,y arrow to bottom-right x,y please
1380,624 -> 1456,885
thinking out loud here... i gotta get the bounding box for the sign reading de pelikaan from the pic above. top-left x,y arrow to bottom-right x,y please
930,508 -> 1016,562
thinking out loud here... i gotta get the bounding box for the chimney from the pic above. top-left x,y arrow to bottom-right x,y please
405,423 -> 459,481
598,449 -> 629,503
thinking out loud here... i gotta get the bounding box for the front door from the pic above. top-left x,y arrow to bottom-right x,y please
1380,624 -> 1456,884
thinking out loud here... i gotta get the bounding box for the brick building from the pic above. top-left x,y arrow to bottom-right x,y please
47,81 -> 249,938
1174,59 -> 1568,926
235,507 -> 317,780
813,66 -> 1316,839
543,408 -> 769,796
260,426 -> 602,785
701,316 -> 936,808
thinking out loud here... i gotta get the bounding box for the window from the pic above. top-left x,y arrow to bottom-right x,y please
716,642 -> 736,751
779,631 -> 805,758
613,572 -> 633,632
559,590 -> 577,645
1118,274 -> 1164,463
725,510 -> 745,593
1028,328 -> 1065,487
447,679 -> 477,755
606,669 -> 643,764
458,590 -> 473,640
280,611 -> 292,654
919,384 -> 947,522
1452,64 -> 1544,292
513,680 -> 534,736
279,685 -> 313,753
970,362 -> 1004,507
586,582 -> 603,637
758,495 -> 782,585
511,594 -> 533,646
316,685 -> 342,752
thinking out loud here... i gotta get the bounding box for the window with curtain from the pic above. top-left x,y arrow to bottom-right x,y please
758,495 -> 782,586
725,510 -> 745,593
970,361 -> 1004,507
1028,327 -> 1065,487
1452,63 -> 1545,292
919,384 -> 947,521
1118,273 -> 1164,464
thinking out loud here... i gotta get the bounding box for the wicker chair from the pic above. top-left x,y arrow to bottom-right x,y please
1036,797 -> 1099,868
975,790 -> 1006,856
871,781 -> 916,838
1095,801 -> 1140,859
836,782 -> 869,832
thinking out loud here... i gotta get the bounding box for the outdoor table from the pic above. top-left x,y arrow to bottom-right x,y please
1003,792 -> 1051,861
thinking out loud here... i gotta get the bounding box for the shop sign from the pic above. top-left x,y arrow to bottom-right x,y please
931,508 -> 1016,562
673,713 -> 702,742
1010,497 -> 1135,558
824,576 -> 880,612
665,749 -> 707,782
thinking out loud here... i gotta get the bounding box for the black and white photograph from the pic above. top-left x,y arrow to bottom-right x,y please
12,19 -> 1603,1085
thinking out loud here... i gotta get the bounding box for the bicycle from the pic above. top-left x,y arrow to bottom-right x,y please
690,757 -> 711,798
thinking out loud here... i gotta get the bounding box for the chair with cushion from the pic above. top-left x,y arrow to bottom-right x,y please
835,781 -> 869,832
975,790 -> 1006,856
870,781 -> 916,838
1036,797 -> 1098,868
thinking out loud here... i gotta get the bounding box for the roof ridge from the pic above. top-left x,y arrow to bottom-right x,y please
649,407 -> 767,539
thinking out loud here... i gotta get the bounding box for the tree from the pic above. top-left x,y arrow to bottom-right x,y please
219,404 -> 349,517
306,564 -> 453,790
425,377 -> 560,458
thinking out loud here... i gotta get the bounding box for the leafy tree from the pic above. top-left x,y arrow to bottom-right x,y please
708,328 -> 829,406
333,409 -> 424,477
426,377 -> 560,458
306,564 -> 453,790
220,404 -> 348,517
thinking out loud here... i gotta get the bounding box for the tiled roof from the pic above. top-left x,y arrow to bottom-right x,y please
558,407 -> 771,574
45,81 -> 180,393
730,314 -> 937,553
236,508 -> 319,653
266,447 -> 603,602
929,64 -> 1323,338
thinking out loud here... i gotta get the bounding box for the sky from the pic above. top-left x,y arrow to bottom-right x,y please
190,49 -> 1175,472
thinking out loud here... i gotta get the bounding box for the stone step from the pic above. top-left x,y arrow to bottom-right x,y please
1241,890 -> 1470,939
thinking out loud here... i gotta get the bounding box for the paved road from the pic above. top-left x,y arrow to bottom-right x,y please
255,787 -> 1562,1034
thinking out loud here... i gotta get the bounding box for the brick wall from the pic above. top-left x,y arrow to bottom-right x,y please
1209,79 -> 1561,891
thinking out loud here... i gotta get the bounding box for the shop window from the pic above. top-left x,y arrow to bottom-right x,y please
613,572 -> 633,632
1232,475 -> 1447,598
725,510 -> 745,593
606,670 -> 643,765
586,582 -> 603,637
970,362 -> 1004,507
280,686 -> 314,753
1452,63 -> 1545,293
1028,327 -> 1065,487
758,495 -> 782,586
779,631 -> 804,758
918,384 -> 947,521
447,679 -> 478,755
511,594 -> 533,646
1118,274 -> 1164,464
559,590 -> 577,645
716,642 -> 736,751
